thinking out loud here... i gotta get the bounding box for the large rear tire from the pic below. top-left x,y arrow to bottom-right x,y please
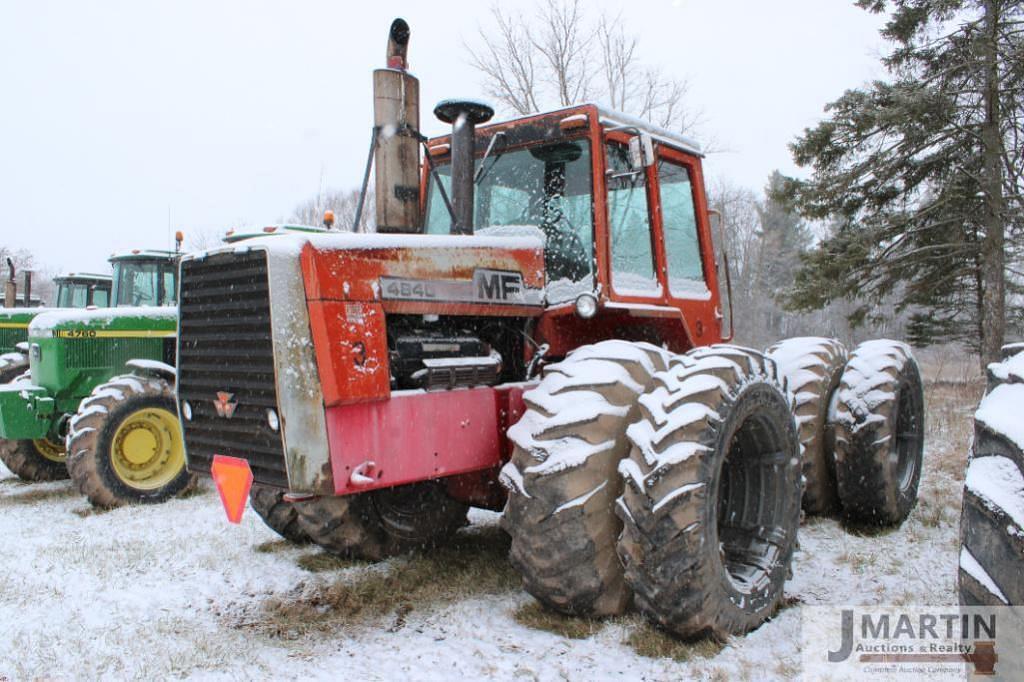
66,374 -> 197,508
831,340 -> 924,526
958,349 -> 1024,605
296,481 -> 469,560
250,484 -> 308,543
616,345 -> 802,639
766,337 -> 847,515
500,341 -> 671,617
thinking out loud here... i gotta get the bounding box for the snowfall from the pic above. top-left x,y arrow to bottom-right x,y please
0,381 -> 972,681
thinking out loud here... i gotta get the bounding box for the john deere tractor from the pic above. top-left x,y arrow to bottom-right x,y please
0,268 -> 112,384
0,246 -> 191,507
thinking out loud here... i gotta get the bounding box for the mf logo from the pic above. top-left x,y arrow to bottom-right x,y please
474,269 -> 524,303
213,391 -> 237,419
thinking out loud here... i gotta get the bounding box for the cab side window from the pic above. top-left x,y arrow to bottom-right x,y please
606,142 -> 658,295
92,287 -> 110,307
658,159 -> 707,297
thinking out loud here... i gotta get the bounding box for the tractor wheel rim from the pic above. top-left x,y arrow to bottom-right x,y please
33,437 -> 66,463
891,383 -> 920,493
110,407 -> 184,490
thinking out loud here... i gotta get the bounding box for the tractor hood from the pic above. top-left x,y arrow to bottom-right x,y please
178,229 -> 546,494
28,307 -> 178,339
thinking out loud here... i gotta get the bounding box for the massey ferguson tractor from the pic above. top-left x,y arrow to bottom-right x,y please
178,19 -> 925,640
0,269 -> 112,384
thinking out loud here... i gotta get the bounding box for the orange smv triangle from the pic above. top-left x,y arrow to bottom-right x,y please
210,454 -> 254,524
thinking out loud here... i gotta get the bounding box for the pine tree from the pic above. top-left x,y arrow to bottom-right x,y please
781,0 -> 1023,365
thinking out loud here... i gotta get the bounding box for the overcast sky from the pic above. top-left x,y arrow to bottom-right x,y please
0,0 -> 888,274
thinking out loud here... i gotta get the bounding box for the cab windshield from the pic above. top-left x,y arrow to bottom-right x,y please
112,261 -> 177,307
56,282 -> 109,308
56,284 -> 89,308
424,140 -> 594,302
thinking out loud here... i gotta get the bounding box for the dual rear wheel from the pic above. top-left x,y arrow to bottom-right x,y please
504,338 -> 924,639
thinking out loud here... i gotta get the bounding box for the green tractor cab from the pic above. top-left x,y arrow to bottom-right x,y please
0,249 -> 182,492
52,273 -> 112,309
0,272 -> 113,384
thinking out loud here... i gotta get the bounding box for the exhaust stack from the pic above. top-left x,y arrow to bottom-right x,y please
22,271 -> 31,307
372,19 -> 421,233
433,100 -> 493,235
3,259 -> 13,309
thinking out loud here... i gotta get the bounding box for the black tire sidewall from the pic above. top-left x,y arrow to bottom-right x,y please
704,380 -> 802,627
892,364 -> 925,521
94,392 -> 191,504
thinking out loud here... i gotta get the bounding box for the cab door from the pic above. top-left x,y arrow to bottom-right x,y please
602,134 -> 663,302
649,144 -> 722,344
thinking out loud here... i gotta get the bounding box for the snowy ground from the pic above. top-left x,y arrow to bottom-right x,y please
0,374 -> 981,680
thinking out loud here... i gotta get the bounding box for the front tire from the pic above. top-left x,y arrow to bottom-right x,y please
296,481 -> 469,560
0,361 -> 64,481
66,374 -> 196,508
831,340 -> 924,526
616,345 -> 802,639
250,484 -> 308,543
501,340 -> 671,617
0,436 -> 69,481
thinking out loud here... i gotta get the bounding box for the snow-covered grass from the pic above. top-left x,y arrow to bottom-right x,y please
0,367 -> 984,680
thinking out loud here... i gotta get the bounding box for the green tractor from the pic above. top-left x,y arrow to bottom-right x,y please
0,247 -> 190,507
0,268 -> 113,384
0,224 -> 332,505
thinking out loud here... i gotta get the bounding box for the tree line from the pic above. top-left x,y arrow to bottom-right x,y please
226,0 -> 1024,365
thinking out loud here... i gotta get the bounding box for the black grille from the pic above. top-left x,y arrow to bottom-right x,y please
177,251 -> 288,487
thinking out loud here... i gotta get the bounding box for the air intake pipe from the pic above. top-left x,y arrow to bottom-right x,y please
433,99 -> 493,235
372,19 -> 421,233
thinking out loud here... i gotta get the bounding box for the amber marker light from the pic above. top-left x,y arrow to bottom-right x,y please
210,455 -> 254,524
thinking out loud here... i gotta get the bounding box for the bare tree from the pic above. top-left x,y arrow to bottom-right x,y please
288,186 -> 375,233
467,0 -> 699,134
185,227 -> 230,252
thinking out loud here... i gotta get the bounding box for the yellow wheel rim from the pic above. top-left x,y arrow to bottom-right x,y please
33,437 -> 66,463
109,407 -> 184,490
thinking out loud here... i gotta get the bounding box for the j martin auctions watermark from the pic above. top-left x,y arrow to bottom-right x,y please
802,605 -> 1024,680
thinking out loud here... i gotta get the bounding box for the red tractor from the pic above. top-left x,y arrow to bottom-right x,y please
177,19 -> 924,639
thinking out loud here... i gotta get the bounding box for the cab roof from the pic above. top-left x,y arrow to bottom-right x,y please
54,273 -> 112,283
108,249 -> 178,263
430,103 -> 704,158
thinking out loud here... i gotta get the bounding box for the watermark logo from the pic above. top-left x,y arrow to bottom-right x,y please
803,605 -> 1023,679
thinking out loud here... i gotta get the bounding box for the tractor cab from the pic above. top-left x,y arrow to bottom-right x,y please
53,273 -> 112,309
421,103 -> 728,355
109,250 -> 179,307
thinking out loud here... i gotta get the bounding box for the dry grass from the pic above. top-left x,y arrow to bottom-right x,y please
253,539 -> 292,554
512,601 -> 604,639
0,483 -> 78,507
622,620 -> 724,662
294,551 -> 365,573
231,525 -> 517,639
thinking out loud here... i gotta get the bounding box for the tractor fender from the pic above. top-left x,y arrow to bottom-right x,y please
125,359 -> 177,387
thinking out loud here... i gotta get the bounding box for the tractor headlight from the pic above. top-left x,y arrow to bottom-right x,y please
267,408 -> 280,432
181,400 -> 193,421
574,293 -> 599,319
30,343 -> 41,361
